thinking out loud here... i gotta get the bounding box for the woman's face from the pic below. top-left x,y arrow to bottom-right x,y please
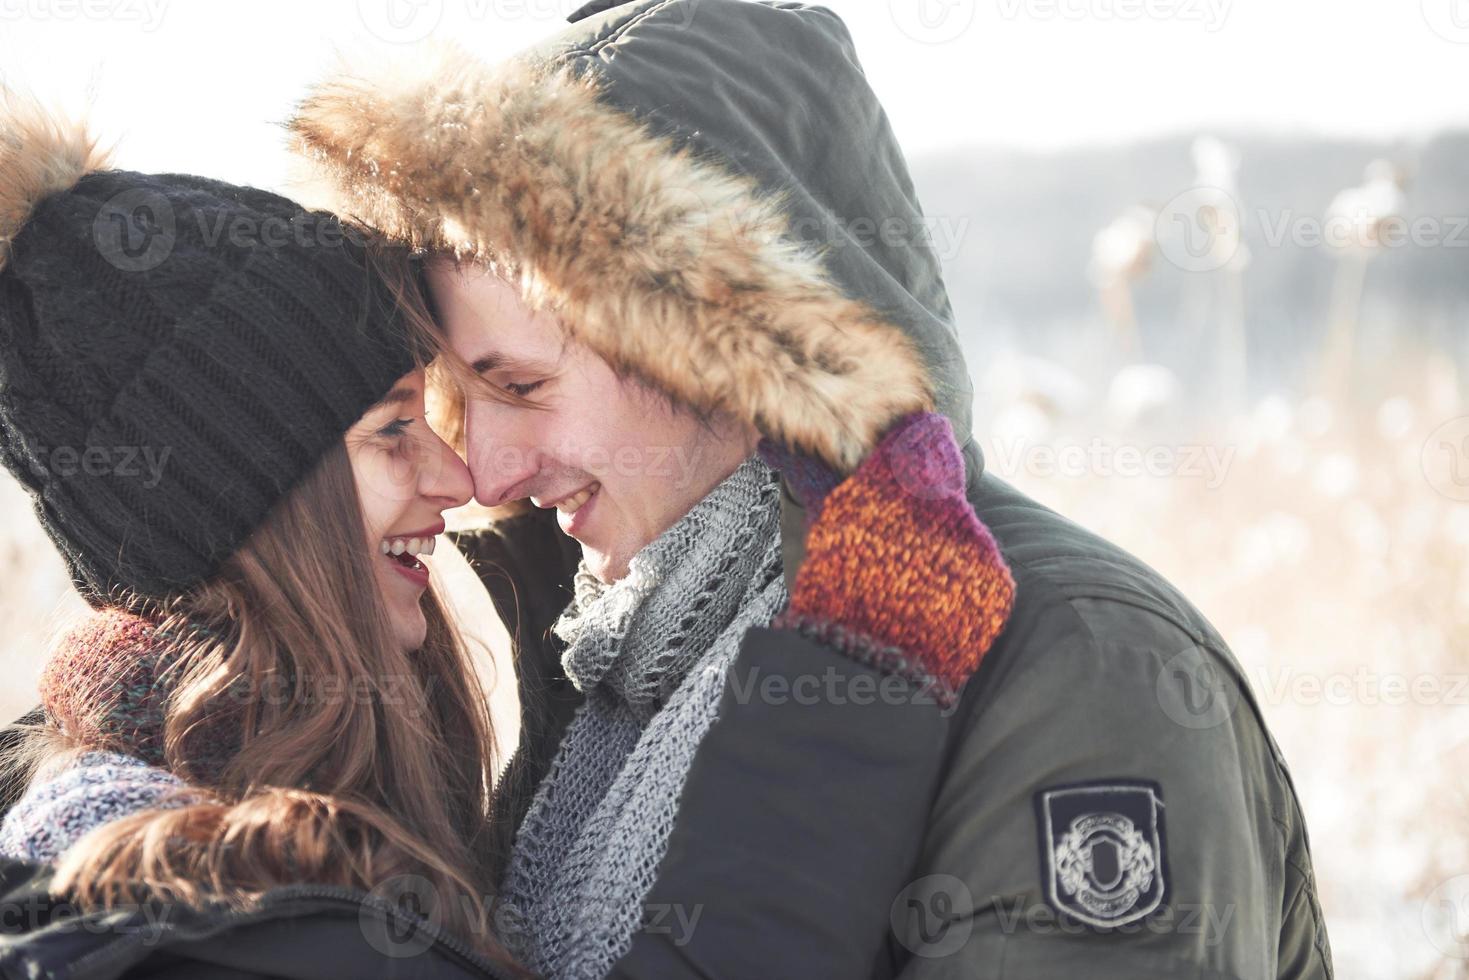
346,369 -> 474,653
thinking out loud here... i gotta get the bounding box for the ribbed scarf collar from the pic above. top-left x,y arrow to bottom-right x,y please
553,453 -> 785,721
498,456 -> 787,977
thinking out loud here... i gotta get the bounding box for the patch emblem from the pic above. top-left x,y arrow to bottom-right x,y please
1034,779 -> 1168,928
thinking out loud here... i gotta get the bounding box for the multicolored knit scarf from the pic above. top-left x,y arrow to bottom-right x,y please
0,750 -> 193,864
38,607 -> 241,780
0,607 -> 240,864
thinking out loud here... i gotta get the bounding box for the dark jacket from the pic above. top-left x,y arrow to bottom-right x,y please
464,480 -> 1335,979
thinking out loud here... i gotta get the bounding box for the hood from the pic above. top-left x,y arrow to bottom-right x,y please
289,0 -> 977,476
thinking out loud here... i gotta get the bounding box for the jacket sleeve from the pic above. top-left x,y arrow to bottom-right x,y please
608,626 -> 952,979
879,580 -> 1332,980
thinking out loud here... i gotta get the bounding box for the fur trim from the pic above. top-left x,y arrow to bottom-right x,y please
289,47 -> 932,472
0,94 -> 111,272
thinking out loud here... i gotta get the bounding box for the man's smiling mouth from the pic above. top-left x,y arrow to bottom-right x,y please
534,482 -> 601,516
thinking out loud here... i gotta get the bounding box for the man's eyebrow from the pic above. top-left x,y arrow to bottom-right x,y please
470,350 -> 548,374
470,351 -> 505,374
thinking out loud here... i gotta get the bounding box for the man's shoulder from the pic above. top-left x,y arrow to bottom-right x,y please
969,469 -> 1215,643
953,469 -> 1303,883
892,474 -> 1331,976
963,470 -> 1270,760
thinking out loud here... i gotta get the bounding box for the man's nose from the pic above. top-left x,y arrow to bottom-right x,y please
462,398 -> 540,507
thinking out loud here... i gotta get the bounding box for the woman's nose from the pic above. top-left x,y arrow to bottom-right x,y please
421,429 -> 474,510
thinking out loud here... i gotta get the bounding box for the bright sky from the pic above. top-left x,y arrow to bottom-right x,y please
3,0 -> 1467,194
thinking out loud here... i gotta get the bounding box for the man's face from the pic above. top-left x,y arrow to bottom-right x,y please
427,261 -> 759,582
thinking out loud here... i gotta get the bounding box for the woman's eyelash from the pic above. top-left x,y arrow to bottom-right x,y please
377,418 -> 413,438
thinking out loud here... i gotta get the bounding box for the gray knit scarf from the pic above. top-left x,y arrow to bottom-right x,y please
497,455 -> 787,979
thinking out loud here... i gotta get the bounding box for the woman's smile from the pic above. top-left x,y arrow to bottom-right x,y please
379,520 -> 444,590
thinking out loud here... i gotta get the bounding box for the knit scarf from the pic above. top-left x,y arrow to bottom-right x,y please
497,455 -> 787,979
0,609 -> 226,863
36,608 -> 241,777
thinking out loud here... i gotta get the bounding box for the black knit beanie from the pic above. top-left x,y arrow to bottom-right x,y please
0,108 -> 417,604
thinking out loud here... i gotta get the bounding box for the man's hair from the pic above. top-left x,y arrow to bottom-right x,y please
367,248 -> 531,453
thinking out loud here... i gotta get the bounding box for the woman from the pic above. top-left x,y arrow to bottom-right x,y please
0,103 -> 1015,979
0,99 -> 525,972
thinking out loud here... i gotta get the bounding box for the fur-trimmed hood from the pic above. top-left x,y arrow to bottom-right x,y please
289,0 -> 976,475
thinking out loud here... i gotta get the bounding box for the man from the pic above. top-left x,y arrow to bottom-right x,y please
306,0 -> 1331,976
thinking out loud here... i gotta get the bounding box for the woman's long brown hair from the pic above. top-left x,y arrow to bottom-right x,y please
27,243 -> 524,972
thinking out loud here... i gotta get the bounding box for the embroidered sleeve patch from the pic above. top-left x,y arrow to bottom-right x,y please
1033,778 -> 1169,928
